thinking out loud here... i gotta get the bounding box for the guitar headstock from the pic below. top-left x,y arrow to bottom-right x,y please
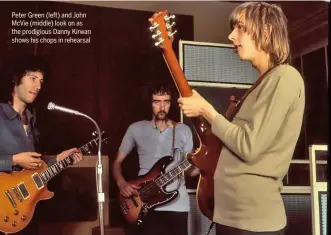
92,130 -> 108,145
149,10 -> 177,49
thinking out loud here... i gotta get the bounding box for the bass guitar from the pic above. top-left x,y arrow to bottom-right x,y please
0,131 -> 107,234
118,156 -> 191,225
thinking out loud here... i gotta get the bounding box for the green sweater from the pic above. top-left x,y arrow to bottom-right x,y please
211,64 -> 305,231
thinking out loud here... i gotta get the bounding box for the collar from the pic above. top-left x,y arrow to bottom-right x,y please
150,119 -> 178,129
0,103 -> 36,126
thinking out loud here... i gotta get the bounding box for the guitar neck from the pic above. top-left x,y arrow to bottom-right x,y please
163,49 -> 211,128
39,139 -> 98,183
156,159 -> 191,187
163,50 -> 192,98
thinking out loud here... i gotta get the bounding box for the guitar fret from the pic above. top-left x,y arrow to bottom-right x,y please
48,168 -> 54,178
50,167 -> 56,176
37,132 -> 105,185
55,164 -> 61,172
162,176 -> 167,183
50,166 -> 55,175
54,164 -> 59,174
52,165 -> 58,174
44,169 -> 49,179
62,159 -> 68,167
45,170 -> 50,180
40,172 -> 47,183
46,171 -> 50,181
156,178 -> 163,186
43,173 -> 48,182
82,145 -> 89,153
50,166 -> 55,174
88,141 -> 93,148
159,160 -> 191,186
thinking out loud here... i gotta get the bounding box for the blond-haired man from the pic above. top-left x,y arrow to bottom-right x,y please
178,2 -> 305,235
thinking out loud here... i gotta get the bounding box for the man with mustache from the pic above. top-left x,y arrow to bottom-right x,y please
0,55 -> 83,235
112,83 -> 198,235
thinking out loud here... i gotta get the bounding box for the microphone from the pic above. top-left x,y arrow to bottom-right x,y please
47,102 -> 83,116
46,101 -> 106,235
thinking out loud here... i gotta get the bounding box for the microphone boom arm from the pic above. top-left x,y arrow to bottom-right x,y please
47,102 -> 105,235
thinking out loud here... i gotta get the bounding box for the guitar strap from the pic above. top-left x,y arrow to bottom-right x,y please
171,121 -> 183,190
225,66 -> 277,121
172,121 -> 177,157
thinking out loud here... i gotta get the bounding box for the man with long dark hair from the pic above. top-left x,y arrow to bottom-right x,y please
0,55 -> 83,235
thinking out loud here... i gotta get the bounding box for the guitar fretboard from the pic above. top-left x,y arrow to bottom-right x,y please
155,159 -> 191,187
39,138 -> 98,183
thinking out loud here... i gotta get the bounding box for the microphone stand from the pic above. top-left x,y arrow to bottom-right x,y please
48,103 -> 106,235
77,113 -> 105,235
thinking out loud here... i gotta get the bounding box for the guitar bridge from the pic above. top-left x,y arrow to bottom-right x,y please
5,190 -> 17,208
120,202 -> 129,215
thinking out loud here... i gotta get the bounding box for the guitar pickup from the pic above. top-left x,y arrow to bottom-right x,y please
17,183 -> 29,199
32,173 -> 44,190
131,197 -> 138,207
11,187 -> 23,202
5,190 -> 17,208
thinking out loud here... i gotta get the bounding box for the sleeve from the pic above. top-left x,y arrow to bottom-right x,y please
118,124 -> 136,155
32,124 -> 57,166
211,71 -> 301,162
42,155 -> 57,166
0,155 -> 13,172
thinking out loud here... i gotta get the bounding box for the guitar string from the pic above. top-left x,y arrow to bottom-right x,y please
137,147 -> 191,196
39,138 -> 105,182
17,139 -> 97,187
20,153 -> 76,188
139,159 -> 189,196
123,159 -> 191,209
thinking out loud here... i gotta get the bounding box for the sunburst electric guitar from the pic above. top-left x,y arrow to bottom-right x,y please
0,131 -> 107,234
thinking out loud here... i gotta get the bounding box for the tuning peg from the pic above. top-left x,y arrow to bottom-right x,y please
168,30 -> 177,39
152,30 -> 162,40
155,38 -> 164,47
165,14 -> 175,22
149,23 -> 159,32
92,131 -> 97,136
166,22 -> 176,30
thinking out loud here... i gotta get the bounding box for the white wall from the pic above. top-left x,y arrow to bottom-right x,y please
71,1 -> 240,44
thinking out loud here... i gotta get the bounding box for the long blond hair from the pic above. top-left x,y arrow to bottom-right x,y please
229,2 -> 291,68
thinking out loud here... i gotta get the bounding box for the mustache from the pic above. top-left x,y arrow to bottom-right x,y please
157,111 -> 167,115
